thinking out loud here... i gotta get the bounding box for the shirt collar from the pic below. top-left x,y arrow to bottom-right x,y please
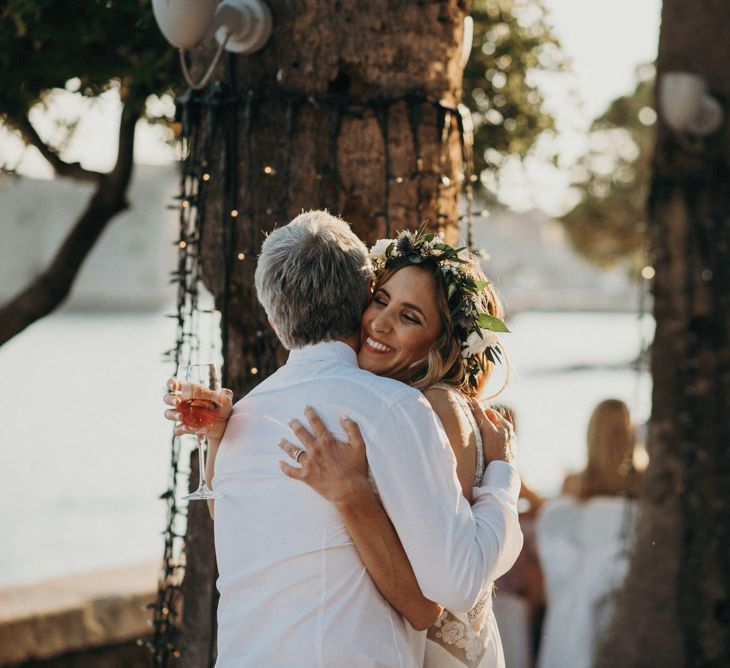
286,340 -> 358,366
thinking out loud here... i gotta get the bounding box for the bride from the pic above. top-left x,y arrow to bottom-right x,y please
166,227 -> 516,667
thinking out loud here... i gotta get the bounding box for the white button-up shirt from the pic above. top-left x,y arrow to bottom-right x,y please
213,341 -> 522,667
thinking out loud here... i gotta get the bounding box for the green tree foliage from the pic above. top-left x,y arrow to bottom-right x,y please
463,0 -> 565,200
0,0 -> 564,192
560,65 -> 655,274
0,0 -> 178,159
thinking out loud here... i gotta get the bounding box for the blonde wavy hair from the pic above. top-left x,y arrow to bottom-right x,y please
373,255 -> 507,398
575,399 -> 641,500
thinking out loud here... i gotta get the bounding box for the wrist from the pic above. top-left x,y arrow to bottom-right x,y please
334,476 -> 376,513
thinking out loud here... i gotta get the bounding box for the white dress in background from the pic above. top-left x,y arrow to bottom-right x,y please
424,385 -> 506,668
535,495 -> 638,668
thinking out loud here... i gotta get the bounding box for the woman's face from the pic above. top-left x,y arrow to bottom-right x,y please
357,265 -> 443,381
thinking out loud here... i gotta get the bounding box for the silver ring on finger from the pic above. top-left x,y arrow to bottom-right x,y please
294,448 -> 305,464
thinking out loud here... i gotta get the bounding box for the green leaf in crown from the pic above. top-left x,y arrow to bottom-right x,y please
476,313 -> 510,333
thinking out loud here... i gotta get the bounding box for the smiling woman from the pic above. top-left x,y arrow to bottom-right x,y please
360,234 -> 507,398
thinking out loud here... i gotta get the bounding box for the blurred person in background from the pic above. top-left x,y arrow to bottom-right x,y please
535,399 -> 644,668
492,406 -> 546,668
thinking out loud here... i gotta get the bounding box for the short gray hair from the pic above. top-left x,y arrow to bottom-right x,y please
254,211 -> 371,349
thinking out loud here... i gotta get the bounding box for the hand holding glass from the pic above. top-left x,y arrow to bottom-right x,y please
169,364 -> 223,501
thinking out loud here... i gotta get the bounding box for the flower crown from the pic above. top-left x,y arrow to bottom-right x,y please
369,228 -> 509,388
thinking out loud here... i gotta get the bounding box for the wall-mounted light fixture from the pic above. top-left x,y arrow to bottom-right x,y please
659,72 -> 723,137
152,0 -> 272,90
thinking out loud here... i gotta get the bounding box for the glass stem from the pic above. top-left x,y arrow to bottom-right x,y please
197,436 -> 207,489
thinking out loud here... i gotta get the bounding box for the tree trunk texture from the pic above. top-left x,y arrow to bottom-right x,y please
596,2 -> 730,667
180,2 -> 468,665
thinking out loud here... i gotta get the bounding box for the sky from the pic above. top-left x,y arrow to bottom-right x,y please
1,0 -> 662,215
496,0 -> 662,214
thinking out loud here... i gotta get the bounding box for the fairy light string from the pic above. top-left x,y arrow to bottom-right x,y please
146,87 -> 210,665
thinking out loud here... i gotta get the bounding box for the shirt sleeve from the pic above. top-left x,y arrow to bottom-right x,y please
365,392 -> 523,612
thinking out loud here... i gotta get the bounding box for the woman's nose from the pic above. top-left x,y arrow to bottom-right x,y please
371,310 -> 391,333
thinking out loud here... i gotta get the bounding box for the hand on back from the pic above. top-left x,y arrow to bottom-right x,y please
278,406 -> 371,505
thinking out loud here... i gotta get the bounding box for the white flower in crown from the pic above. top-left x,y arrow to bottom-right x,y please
369,238 -> 396,261
461,328 -> 500,358
457,247 -> 471,261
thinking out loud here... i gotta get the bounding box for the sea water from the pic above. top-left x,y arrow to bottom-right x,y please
0,309 -> 652,586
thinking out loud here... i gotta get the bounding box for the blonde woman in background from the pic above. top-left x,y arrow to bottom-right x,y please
535,399 -> 645,668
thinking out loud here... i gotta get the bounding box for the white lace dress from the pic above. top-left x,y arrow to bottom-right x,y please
424,385 -> 506,668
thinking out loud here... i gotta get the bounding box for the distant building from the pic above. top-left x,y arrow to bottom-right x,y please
469,209 -> 638,312
0,164 -> 179,310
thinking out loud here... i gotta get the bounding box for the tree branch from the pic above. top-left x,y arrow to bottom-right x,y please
0,102 -> 141,347
4,114 -> 105,183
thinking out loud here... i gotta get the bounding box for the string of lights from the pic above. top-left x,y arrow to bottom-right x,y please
143,84 -> 234,664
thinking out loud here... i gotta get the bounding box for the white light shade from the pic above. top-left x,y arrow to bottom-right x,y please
659,72 -> 723,136
213,0 -> 272,54
152,0 -> 218,50
460,16 -> 474,70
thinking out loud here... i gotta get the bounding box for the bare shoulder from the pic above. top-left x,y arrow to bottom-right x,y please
424,386 -> 474,498
423,385 -> 456,415
423,386 -> 464,438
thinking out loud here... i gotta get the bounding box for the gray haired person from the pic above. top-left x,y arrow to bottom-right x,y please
254,210 -> 371,349
197,210 -> 522,666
